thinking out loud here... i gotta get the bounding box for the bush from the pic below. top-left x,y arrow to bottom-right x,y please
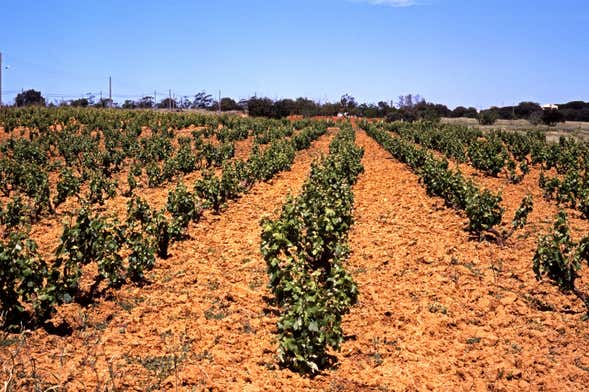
529,110 -> 544,125
15,90 -> 46,107
533,211 -> 589,311
542,109 -> 565,126
0,232 -> 50,328
478,110 -> 498,125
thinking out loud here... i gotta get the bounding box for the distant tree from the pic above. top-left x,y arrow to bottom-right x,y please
158,98 -> 178,109
339,94 -> 358,114
137,96 -> 154,109
220,97 -> 242,111
451,106 -> 479,118
514,101 -> 541,119
542,109 -> 565,126
179,96 -> 192,109
293,97 -> 318,117
397,94 -> 423,109
559,101 -> 589,111
237,98 -> 249,111
15,89 -> 46,107
122,100 -> 136,109
319,102 -> 340,116
70,98 -> 89,107
273,99 -> 295,118
414,102 -> 432,121
377,101 -> 393,117
85,94 -> 96,106
464,107 -> 478,118
495,106 -> 516,120
413,102 -> 449,121
191,91 -> 213,109
247,97 -> 274,117
399,108 -> 418,122
385,110 -> 402,122
559,102 -> 589,121
478,109 -> 498,125
94,98 -> 112,108
357,103 -> 380,118
578,108 -> 589,122
529,110 -> 543,125
451,106 -> 467,118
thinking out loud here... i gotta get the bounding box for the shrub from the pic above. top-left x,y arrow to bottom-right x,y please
478,110 -> 498,125
533,211 -> 589,312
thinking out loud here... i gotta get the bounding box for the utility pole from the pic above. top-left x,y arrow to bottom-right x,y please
154,90 -> 157,108
168,89 -> 172,111
0,51 -> 3,108
108,76 -> 112,108
218,90 -> 221,114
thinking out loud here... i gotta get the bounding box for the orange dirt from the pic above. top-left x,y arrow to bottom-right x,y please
2,127 -> 589,391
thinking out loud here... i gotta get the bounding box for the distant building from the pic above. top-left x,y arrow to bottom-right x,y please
541,104 -> 559,110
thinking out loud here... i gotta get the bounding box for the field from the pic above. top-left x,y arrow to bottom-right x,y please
442,117 -> 589,143
1,108 -> 589,391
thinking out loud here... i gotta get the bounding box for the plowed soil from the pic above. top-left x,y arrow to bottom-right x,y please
2,127 -> 589,391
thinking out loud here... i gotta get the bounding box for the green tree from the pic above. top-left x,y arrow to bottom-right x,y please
15,89 -> 46,107
220,97 -> 242,111
478,109 -> 498,125
542,109 -> 565,126
70,98 -> 89,107
158,98 -> 178,109
137,96 -> 154,108
122,100 -> 136,109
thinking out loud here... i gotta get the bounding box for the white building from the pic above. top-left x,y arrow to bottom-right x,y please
541,104 -> 559,110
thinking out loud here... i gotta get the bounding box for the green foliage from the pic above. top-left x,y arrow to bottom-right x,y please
174,137 -> 198,173
153,211 -> 170,259
0,232 -> 49,328
15,89 -> 46,107
580,191 -> 589,220
478,110 -> 498,125
260,127 -> 362,374
54,168 -> 81,207
533,211 -> 589,311
201,142 -> 235,168
146,162 -> 163,188
542,108 -> 565,126
0,196 -> 28,229
126,196 -> 170,260
139,134 -> 174,164
512,195 -> 534,231
507,160 -> 522,184
465,190 -> 504,234
194,170 -> 224,214
87,172 -> 117,205
468,138 -> 509,177
126,231 -> 155,282
125,171 -> 138,196
167,182 -> 201,238
54,207 -> 125,295
126,196 -> 153,226
161,158 -> 177,183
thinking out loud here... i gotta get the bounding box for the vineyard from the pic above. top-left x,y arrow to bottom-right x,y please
1,107 -> 589,390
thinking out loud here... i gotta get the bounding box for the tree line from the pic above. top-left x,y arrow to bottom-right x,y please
9,89 -> 589,125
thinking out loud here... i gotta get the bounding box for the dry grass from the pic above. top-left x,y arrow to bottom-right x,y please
441,117 -> 589,142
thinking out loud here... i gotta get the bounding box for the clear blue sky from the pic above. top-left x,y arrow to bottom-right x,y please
1,0 -> 588,109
